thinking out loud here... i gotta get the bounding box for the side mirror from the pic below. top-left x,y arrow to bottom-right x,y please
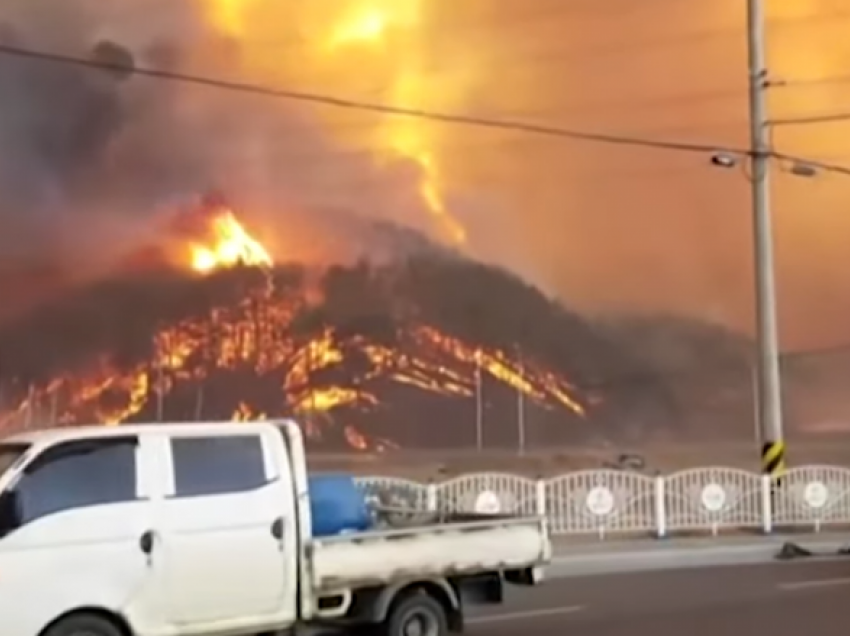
0,490 -> 21,536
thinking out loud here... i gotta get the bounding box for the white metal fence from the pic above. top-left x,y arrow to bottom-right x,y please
355,465 -> 850,538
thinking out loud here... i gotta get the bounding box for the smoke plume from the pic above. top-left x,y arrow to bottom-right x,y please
0,0 -> 443,290
3,0 -> 850,352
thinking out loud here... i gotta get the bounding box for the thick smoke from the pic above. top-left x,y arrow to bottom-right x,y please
5,0 -> 850,354
0,0 -> 443,290
0,2 -> 182,257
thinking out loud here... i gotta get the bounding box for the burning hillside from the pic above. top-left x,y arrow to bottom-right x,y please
0,2 -> 717,448
0,200 -> 666,449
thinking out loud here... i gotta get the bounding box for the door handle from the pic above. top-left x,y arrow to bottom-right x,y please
139,530 -> 155,555
271,518 -> 284,540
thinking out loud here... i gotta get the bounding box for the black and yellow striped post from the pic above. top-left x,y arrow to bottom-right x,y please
761,440 -> 786,477
762,440 -> 786,514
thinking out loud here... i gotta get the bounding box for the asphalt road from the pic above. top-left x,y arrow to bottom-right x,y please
466,557 -> 850,635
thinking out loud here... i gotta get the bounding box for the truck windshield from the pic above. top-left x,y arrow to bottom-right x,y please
0,444 -> 30,480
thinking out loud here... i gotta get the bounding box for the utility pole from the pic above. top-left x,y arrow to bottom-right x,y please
474,352 -> 483,452
747,0 -> 786,476
516,346 -> 526,456
517,388 -> 525,456
156,362 -> 164,422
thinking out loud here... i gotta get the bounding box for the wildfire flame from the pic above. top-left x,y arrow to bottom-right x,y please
202,0 -> 467,246
325,2 -> 467,245
0,4 -> 586,448
188,206 -> 273,274
0,204 -> 587,449
0,303 -> 586,448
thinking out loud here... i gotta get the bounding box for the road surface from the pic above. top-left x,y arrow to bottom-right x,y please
467,558 -> 850,635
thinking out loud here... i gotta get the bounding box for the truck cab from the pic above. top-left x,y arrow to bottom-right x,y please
0,421 -> 550,636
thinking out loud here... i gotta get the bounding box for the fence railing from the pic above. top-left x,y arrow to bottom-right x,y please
354,465 -> 850,538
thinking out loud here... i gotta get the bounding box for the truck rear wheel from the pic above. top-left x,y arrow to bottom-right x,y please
42,613 -> 124,636
383,592 -> 448,636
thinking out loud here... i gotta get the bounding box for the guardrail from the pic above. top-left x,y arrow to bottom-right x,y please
354,465 -> 850,538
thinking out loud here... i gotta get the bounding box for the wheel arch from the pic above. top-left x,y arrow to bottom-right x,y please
375,579 -> 462,632
38,607 -> 132,636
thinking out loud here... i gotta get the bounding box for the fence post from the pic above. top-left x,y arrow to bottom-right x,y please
761,474 -> 773,534
654,475 -> 667,538
535,479 -> 547,517
426,482 -> 438,512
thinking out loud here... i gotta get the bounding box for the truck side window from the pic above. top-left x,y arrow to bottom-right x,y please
171,436 -> 266,497
13,438 -> 138,526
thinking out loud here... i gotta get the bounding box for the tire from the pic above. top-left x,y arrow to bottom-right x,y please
383,592 -> 448,636
42,613 -> 124,636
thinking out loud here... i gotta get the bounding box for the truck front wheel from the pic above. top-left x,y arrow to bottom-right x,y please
383,591 -> 449,636
42,613 -> 124,636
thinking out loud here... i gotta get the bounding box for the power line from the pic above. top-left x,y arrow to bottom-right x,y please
770,111 -> 850,127
779,72 -> 850,88
781,340 -> 850,359
3,42 -> 850,179
494,86 -> 747,124
0,43 -> 737,156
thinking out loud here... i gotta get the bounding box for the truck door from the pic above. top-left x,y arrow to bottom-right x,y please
0,436 -> 160,635
155,429 -> 296,631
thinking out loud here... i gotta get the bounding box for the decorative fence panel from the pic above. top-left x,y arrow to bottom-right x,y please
354,464 -> 850,538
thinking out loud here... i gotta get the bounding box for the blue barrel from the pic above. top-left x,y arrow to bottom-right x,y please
307,473 -> 372,536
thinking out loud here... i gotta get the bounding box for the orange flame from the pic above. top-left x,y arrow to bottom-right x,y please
200,0 -> 468,246
188,207 -> 273,274
324,2 -> 467,245
0,277 -> 587,449
0,193 -> 585,448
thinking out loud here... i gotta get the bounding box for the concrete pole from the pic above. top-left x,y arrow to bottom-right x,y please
746,0 -> 786,471
516,346 -> 526,456
475,353 -> 483,452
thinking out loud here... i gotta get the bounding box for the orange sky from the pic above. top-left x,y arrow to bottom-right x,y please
7,0 -> 850,351
178,0 -> 850,351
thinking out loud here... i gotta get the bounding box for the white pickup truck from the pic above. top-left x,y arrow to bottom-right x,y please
0,420 -> 550,636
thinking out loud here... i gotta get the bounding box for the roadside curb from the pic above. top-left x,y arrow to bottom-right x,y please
546,538 -> 850,578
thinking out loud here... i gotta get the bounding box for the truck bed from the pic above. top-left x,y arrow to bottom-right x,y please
308,516 -> 549,592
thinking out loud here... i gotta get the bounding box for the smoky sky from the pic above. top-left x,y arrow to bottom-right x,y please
0,0 -> 441,276
2,0 -> 850,350
0,1 -> 214,264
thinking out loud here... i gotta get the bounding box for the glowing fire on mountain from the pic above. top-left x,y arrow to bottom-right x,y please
0,203 -> 589,449
188,205 -> 272,274
0,0 -> 591,447
0,291 -> 586,449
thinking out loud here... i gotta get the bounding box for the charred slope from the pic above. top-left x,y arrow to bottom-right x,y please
598,315 -> 755,441
0,254 -> 674,449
